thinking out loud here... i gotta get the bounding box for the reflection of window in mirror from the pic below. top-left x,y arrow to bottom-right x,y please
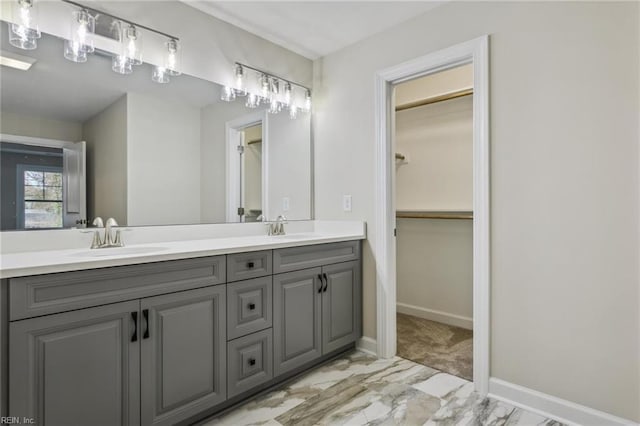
18,166 -> 64,229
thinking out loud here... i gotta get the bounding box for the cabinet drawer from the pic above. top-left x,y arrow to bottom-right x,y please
9,256 -> 225,321
227,329 -> 273,398
273,241 -> 360,274
227,276 -> 272,340
227,250 -> 272,282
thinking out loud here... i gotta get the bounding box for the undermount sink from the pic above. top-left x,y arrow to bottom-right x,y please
71,246 -> 169,258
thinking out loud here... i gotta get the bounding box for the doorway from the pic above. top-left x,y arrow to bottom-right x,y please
394,64 -> 474,380
374,36 -> 490,394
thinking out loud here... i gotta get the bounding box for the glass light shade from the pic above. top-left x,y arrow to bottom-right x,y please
221,86 -> 236,102
245,93 -> 260,108
164,39 -> 181,76
152,66 -> 170,83
268,98 -> 281,114
234,64 -> 246,96
283,82 -> 292,107
259,74 -> 270,100
304,89 -> 312,112
64,10 -> 94,62
112,55 -> 133,75
122,25 -> 142,66
289,104 -> 298,119
64,40 -> 88,62
9,0 -> 40,50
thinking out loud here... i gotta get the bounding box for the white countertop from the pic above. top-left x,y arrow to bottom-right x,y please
0,221 -> 366,279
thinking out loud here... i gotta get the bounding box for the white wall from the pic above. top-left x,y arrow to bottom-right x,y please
314,1 -> 639,421
396,96 -> 473,211
126,92 -> 201,226
82,96 -> 128,224
0,111 -> 82,141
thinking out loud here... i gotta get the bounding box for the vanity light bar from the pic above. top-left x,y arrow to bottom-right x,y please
224,62 -> 312,118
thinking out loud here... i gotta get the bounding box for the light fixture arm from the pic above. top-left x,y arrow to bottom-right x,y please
60,0 -> 180,41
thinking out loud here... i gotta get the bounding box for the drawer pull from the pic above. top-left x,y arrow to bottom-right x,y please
131,312 -> 138,342
248,358 -> 256,366
248,303 -> 256,310
322,273 -> 329,292
247,261 -> 255,268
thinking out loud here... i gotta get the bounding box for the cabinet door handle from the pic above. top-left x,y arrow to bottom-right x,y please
248,358 -> 256,366
247,261 -> 255,268
318,274 -> 324,293
142,309 -> 150,339
131,312 -> 138,342
322,273 -> 329,292
248,302 -> 256,310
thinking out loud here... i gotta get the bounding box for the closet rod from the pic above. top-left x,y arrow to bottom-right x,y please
396,211 -> 473,220
247,139 -> 262,145
396,88 -> 473,112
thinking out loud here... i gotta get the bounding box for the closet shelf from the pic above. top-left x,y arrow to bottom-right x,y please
396,210 -> 473,220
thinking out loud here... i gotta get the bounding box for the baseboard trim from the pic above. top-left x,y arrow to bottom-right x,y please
488,378 -> 638,426
356,336 -> 377,357
397,302 -> 473,330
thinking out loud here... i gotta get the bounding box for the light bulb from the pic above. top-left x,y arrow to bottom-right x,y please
152,66 -> 170,83
112,55 -> 132,75
283,82 -> 292,107
245,93 -> 260,108
234,64 -> 246,95
289,104 -> 298,119
304,89 -> 312,112
9,0 -> 40,50
165,39 -> 181,76
221,86 -> 236,102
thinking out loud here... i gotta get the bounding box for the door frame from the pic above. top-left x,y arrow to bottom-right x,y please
225,111 -> 269,222
373,36 -> 490,395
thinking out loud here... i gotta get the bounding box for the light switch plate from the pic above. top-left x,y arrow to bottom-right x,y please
343,195 -> 352,212
282,197 -> 290,211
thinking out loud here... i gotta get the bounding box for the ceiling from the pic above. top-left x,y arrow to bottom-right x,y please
185,1 -> 444,59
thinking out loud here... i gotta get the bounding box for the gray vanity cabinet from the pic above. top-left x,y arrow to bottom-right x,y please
9,300 -> 141,426
273,268 -> 323,376
140,286 -> 226,426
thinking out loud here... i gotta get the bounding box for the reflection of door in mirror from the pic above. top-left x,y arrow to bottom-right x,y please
0,137 -> 86,231
226,111 -> 267,223
242,124 -> 262,223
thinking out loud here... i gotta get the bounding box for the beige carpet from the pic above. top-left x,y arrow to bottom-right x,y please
396,313 -> 473,380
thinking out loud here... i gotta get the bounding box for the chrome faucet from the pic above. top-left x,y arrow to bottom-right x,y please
82,217 -> 127,249
267,215 -> 287,236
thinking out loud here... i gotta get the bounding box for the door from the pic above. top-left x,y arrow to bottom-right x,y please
62,141 -> 86,228
321,261 -> 362,354
273,268 -> 322,376
9,300 -> 140,426
140,286 -> 226,426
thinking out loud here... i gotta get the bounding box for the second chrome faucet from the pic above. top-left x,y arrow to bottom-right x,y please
83,217 -> 126,249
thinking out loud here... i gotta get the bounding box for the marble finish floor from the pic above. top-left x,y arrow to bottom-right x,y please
203,351 -> 563,426
397,313 -> 473,381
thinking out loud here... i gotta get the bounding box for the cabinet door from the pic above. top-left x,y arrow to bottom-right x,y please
141,286 -> 226,426
273,268 -> 322,376
322,261 -> 362,354
10,300 -> 140,426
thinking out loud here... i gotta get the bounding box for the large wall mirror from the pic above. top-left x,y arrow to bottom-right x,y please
0,23 -> 312,231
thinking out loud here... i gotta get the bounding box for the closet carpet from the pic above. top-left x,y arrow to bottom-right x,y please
397,313 -> 473,380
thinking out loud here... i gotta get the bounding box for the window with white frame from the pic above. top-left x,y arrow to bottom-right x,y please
17,165 -> 64,229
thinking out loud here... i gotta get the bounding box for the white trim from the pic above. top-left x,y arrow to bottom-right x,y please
1,133 -> 76,149
374,36 -> 490,395
356,337 -> 378,357
396,303 -> 473,330
489,378 -> 639,426
225,111 -> 268,223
